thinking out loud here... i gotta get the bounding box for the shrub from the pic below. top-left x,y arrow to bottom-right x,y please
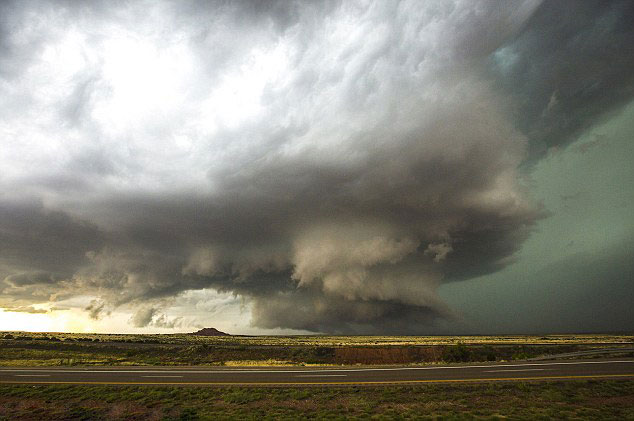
442,343 -> 473,362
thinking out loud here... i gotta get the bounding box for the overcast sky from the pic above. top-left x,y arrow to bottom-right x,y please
1,0 -> 632,334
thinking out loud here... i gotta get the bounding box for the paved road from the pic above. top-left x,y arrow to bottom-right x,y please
528,348 -> 634,361
1,359 -> 633,386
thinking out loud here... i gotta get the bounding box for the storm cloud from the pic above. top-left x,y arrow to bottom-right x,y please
1,0 -> 632,333
488,0 -> 634,159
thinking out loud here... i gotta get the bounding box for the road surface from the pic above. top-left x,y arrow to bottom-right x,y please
1,359 -> 633,386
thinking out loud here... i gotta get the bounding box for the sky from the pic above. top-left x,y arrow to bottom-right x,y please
0,0 -> 632,335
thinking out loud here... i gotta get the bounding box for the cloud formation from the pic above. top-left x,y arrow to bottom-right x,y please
489,0 -> 634,158
1,0 -> 632,333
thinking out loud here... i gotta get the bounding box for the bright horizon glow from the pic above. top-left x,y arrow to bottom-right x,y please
0,308 -> 183,334
0,308 -> 64,332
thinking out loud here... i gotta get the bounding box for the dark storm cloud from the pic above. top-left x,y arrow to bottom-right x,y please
4,272 -> 58,287
252,289 -> 453,335
524,235 -> 634,333
453,234 -> 634,334
0,202 -> 104,278
0,202 -> 104,309
0,0 -> 631,333
489,0 -> 634,158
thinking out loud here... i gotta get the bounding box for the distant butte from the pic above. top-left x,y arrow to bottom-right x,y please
190,327 -> 230,336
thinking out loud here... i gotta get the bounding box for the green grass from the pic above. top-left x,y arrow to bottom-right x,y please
1,332 -> 632,367
0,380 -> 632,420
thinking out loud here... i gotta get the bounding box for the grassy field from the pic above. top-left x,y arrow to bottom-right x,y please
3,332 -> 633,346
0,380 -> 632,420
1,332 -> 632,367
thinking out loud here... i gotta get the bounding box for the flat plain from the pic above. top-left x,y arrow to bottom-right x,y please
1,333 -> 633,419
1,332 -> 633,367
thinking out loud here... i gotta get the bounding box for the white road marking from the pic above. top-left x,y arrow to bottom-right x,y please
14,374 -> 50,377
1,360 -> 632,374
484,369 -> 548,373
142,375 -> 184,378
295,374 -> 347,377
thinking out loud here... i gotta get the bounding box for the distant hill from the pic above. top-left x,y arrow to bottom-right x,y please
190,327 -> 230,336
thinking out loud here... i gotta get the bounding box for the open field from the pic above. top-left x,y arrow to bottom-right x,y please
1,380 -> 633,420
1,332 -> 632,367
3,332 -> 633,346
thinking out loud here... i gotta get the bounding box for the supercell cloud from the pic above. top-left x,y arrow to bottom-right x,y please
0,1 -> 632,333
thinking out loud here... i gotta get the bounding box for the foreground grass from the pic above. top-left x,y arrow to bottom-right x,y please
0,380 -> 632,420
2,333 -> 632,366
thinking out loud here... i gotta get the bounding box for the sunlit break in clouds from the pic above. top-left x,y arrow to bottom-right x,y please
1,0 -> 633,334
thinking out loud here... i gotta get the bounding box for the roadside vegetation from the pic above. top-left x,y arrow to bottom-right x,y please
0,380 -> 632,420
1,332 -> 632,367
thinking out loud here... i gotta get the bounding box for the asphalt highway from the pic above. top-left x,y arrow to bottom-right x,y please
1,359 -> 633,386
